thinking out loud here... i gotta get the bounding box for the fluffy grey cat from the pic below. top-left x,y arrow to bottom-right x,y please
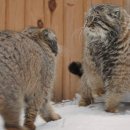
0,26 -> 61,130
69,4 -> 130,113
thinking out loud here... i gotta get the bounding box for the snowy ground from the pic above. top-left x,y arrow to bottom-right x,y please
1,95 -> 130,130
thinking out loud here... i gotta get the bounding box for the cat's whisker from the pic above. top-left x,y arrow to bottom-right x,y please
71,27 -> 84,44
71,27 -> 83,39
79,27 -> 85,41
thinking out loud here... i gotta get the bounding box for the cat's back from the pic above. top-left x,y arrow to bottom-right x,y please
0,30 -> 43,91
0,30 -> 43,56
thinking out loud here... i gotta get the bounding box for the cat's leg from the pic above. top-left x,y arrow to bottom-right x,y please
24,106 -> 37,130
79,65 -> 104,106
39,101 -> 61,122
105,91 -> 123,113
24,95 -> 43,130
79,73 -> 94,106
1,97 -> 26,130
104,78 -> 124,113
39,65 -> 61,122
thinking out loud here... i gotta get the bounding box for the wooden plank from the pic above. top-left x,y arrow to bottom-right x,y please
102,0 -> 124,6
44,0 -> 51,27
90,0 -> 124,6
25,0 -> 44,26
124,0 -> 130,13
63,0 -> 84,99
5,0 -> 25,31
92,0 -> 103,4
83,0 -> 103,14
0,0 -> 6,30
83,0 -> 91,13
44,0 -> 64,102
84,0 -> 124,12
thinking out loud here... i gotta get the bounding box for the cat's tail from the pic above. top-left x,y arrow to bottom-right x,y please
68,61 -> 83,77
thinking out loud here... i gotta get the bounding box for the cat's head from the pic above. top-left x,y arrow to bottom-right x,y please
39,28 -> 58,56
84,4 -> 129,42
22,27 -> 58,56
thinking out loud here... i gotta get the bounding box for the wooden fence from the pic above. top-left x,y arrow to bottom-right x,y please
0,0 -> 129,101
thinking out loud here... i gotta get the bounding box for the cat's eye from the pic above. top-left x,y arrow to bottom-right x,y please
113,11 -> 120,18
108,11 -> 120,19
44,32 -> 48,36
111,8 -> 120,18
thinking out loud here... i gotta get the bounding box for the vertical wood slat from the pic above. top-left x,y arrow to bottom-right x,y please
124,0 -> 130,14
5,0 -> 25,31
84,0 -> 124,13
0,0 -> 6,30
102,0 -> 124,6
44,0 -> 64,101
63,0 -> 84,99
69,0 -> 84,99
25,0 -> 45,26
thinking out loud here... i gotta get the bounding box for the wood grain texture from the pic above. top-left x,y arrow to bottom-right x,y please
44,0 -> 64,101
63,0 -> 84,99
84,0 -> 124,11
25,0 -> 44,26
102,0 -> 124,6
5,0 -> 25,31
124,0 -> 130,13
0,0 -> 6,30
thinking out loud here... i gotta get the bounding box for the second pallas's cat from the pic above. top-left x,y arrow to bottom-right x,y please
69,4 -> 130,113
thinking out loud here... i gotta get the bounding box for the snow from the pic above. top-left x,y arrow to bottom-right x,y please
1,95 -> 130,130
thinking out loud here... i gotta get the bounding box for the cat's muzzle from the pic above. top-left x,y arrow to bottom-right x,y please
48,39 -> 58,56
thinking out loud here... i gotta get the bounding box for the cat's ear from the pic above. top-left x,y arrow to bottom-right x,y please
112,8 -> 120,18
37,19 -> 44,28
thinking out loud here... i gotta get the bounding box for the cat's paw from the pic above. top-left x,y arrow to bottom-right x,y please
97,88 -> 105,96
92,88 -> 105,98
51,113 -> 61,121
79,97 -> 94,106
6,127 -> 29,130
22,127 -> 30,130
44,113 -> 61,122
24,123 -> 36,130
105,107 -> 118,113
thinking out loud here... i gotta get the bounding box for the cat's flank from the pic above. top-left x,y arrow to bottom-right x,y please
79,4 -> 130,112
0,27 -> 61,130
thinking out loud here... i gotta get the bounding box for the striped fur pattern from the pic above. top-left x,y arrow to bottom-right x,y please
80,4 -> 130,112
0,27 -> 61,130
